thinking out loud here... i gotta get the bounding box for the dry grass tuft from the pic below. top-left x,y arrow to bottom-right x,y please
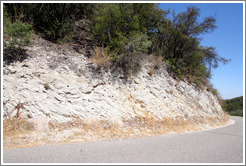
148,67 -> 155,76
148,54 -> 164,69
90,47 -> 111,68
44,83 -> 50,90
219,112 -> 231,126
3,118 -> 34,138
187,75 -> 196,84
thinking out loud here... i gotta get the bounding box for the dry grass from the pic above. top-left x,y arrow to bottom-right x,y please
90,47 -> 111,68
148,67 -> 155,76
3,117 -> 35,148
3,118 -> 34,137
3,113 -> 231,149
187,75 -> 196,84
148,54 -> 165,70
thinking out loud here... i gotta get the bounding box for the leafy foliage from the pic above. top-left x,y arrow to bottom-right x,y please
222,96 -> 243,117
3,3 -> 230,85
3,5 -> 33,64
31,4 -> 75,42
92,4 -> 154,74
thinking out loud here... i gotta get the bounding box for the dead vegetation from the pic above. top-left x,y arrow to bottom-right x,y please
44,83 -> 51,90
3,112 -> 231,149
148,54 -> 165,70
147,54 -> 166,76
90,47 -> 111,68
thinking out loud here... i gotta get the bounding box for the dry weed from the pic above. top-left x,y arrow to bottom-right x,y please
44,83 -> 50,90
4,114 -> 230,149
90,47 -> 111,68
148,54 -> 164,69
148,67 -> 155,76
3,118 -> 34,137
188,75 -> 196,84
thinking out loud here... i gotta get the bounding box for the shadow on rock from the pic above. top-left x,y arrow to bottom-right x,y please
3,47 -> 29,65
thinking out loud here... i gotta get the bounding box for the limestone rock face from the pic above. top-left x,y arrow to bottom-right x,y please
3,36 -> 224,123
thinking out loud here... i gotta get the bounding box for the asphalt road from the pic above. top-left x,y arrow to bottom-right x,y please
3,116 -> 244,163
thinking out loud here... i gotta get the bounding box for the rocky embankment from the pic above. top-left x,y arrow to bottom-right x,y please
3,35 -> 231,148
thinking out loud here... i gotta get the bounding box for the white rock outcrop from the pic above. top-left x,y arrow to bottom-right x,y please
3,36 -> 225,123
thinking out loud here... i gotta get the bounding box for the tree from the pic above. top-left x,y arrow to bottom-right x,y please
92,3 -> 157,74
202,46 -> 230,77
154,6 -> 228,81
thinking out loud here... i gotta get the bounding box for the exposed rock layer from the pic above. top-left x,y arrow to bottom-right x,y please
3,36 -> 225,124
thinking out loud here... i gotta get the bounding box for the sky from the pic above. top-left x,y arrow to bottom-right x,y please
158,3 -> 244,100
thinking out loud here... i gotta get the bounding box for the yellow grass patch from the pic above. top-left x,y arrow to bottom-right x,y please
3,113 -> 230,149
90,47 -> 111,68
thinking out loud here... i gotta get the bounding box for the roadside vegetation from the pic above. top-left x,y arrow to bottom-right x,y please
3,3 -> 232,148
222,96 -> 243,117
3,3 -> 229,85
4,114 -> 230,149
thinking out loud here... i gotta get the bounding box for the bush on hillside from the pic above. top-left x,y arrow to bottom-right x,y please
222,96 -> 243,117
113,32 -> 151,75
3,3 -> 231,83
3,5 -> 33,65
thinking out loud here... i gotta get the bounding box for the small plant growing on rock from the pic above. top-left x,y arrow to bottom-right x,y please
44,83 -> 50,90
90,47 -> 111,68
14,102 -> 25,119
188,75 -> 196,84
148,67 -> 155,76
148,54 -> 164,70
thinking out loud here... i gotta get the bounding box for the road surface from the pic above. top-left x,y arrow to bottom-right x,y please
3,116 -> 244,163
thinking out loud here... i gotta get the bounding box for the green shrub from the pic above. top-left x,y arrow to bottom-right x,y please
113,52 -> 144,76
222,96 -> 243,117
229,110 -> 243,117
124,31 -> 152,54
211,88 -> 218,96
32,4 -> 75,42
3,5 -> 33,64
3,5 -> 33,48
7,21 -> 33,47
112,32 -> 151,75
194,78 -> 203,88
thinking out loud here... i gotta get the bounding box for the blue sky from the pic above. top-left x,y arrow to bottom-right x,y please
158,3 -> 244,100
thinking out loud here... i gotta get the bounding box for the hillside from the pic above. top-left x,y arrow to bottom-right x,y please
3,2 -> 233,149
3,35 -> 231,148
223,96 -> 243,117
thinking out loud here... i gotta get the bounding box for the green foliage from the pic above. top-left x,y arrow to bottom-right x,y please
211,88 -> 218,96
7,21 -> 33,47
228,110 -> 243,117
222,96 -> 243,117
3,3 -> 230,80
92,4 -> 154,74
124,31 -> 152,54
113,53 -> 144,75
31,4 -> 73,42
3,5 -> 33,48
194,78 -> 203,88
113,32 -> 151,74
202,46 -> 230,77
153,6 -> 229,83
3,4 -> 33,64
